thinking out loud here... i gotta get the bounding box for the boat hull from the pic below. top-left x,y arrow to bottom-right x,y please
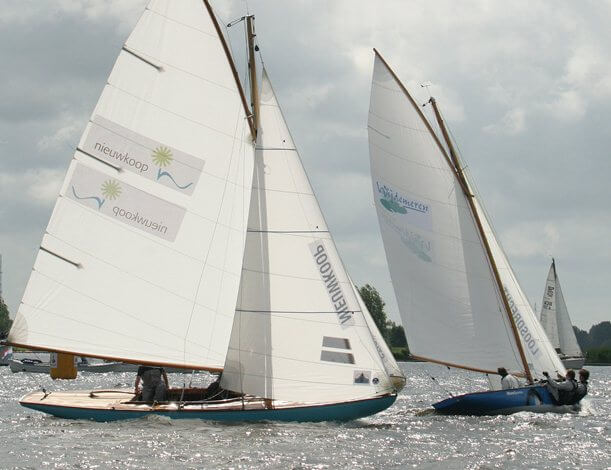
19,389 -> 396,422
432,385 -> 578,415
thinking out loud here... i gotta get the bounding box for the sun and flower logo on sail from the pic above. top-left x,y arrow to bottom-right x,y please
68,165 -> 181,241
151,146 -> 194,191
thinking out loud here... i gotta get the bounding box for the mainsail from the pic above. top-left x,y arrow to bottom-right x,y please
9,0 -> 254,370
221,71 -> 400,402
368,51 -> 564,378
540,260 -> 582,358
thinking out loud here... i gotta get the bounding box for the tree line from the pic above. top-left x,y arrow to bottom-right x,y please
0,297 -> 12,339
574,321 -> 611,364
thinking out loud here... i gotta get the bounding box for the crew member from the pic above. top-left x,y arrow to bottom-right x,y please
498,367 -> 520,389
134,365 -> 169,402
543,369 -> 577,405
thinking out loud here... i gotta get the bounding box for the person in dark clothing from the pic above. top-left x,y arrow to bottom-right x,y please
134,366 -> 169,402
575,368 -> 589,402
543,369 -> 578,405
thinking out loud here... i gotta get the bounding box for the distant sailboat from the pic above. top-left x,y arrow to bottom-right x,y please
7,0 -> 404,422
367,49 -> 580,415
539,259 -> 585,369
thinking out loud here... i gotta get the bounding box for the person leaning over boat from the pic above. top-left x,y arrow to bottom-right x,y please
134,366 -> 169,402
543,369 -> 578,405
497,367 -> 520,389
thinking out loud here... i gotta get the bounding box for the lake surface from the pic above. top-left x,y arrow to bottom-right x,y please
0,362 -> 608,469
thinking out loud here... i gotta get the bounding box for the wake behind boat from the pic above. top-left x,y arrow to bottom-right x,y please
6,0 -> 404,422
367,50 -> 581,415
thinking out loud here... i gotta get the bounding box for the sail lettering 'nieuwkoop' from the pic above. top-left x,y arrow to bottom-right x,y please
368,53 -> 529,375
9,0 -> 255,370
220,70 -> 401,402
540,261 -> 582,358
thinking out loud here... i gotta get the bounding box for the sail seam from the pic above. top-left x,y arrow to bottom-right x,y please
246,230 -> 329,233
121,44 -> 240,96
254,147 -> 297,151
41,232 -> 240,310
369,110 -> 429,133
145,6 -> 218,40
104,83 -> 242,141
20,299 -> 220,357
27,268 -> 233,346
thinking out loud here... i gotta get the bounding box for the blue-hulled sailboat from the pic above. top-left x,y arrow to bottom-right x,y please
367,50 -> 578,415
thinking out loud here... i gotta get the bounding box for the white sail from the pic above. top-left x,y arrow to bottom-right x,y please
221,70 -> 399,402
368,53 -> 526,375
540,261 -> 582,358
9,0 -> 254,370
474,200 -> 566,377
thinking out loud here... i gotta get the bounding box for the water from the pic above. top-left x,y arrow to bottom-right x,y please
0,363 -> 609,469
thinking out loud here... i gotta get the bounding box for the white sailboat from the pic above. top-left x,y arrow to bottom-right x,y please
367,49 -> 577,415
539,259 -> 585,369
7,1 -> 404,422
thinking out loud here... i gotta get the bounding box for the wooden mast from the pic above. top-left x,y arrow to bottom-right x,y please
246,15 -> 260,138
428,97 -> 534,383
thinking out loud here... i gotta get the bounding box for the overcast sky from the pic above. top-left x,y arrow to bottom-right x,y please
1,0 -> 610,331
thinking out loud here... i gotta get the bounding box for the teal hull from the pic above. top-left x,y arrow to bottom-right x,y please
21,394 -> 397,422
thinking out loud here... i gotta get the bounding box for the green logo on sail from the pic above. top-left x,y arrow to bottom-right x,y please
101,179 -> 122,200
151,146 -> 173,167
380,197 -> 407,214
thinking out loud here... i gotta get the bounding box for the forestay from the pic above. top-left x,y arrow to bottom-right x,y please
221,71 -> 399,402
9,0 -> 254,370
368,53 -> 526,375
540,261 -> 582,358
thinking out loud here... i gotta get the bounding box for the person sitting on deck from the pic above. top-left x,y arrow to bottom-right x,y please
134,366 -> 169,402
497,367 -> 520,389
543,369 -> 578,405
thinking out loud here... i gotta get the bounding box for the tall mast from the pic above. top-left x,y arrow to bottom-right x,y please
246,15 -> 260,137
428,97 -> 533,383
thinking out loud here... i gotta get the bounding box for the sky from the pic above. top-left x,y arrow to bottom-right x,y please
1,0 -> 610,331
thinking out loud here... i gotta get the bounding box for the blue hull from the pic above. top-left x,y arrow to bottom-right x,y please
21,394 -> 397,423
432,385 -> 573,415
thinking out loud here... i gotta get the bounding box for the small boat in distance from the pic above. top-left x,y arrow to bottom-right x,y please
539,259 -> 585,369
367,49 -> 578,415
8,0 -> 403,422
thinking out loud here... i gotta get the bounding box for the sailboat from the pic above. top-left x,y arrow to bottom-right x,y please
539,259 -> 585,369
6,1 -> 404,422
367,49 -> 580,415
